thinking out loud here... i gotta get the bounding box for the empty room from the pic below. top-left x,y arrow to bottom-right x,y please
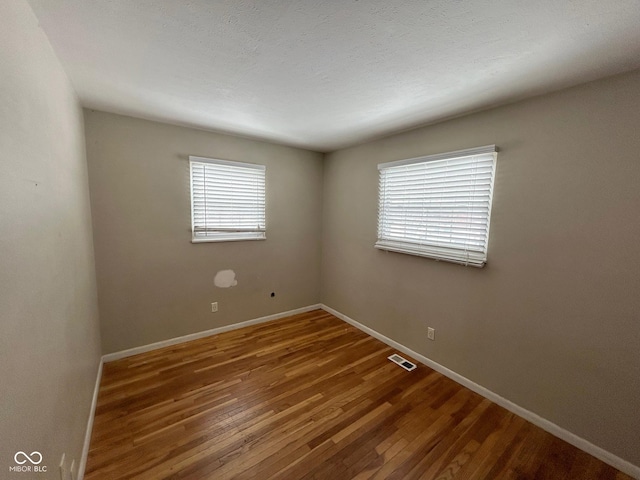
2,0 -> 640,479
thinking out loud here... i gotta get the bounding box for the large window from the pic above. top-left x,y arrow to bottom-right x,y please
376,145 -> 497,267
189,156 -> 266,243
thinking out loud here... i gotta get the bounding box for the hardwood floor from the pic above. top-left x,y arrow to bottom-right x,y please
85,309 -> 632,479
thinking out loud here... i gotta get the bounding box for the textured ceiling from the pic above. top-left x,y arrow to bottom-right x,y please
27,0 -> 640,151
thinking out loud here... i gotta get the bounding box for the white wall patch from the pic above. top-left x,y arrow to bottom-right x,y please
214,270 -> 238,288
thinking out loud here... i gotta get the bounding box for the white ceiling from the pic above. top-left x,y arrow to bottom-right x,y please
27,0 -> 640,152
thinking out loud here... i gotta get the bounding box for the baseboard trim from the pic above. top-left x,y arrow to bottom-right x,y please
78,359 -> 102,480
102,304 -> 322,363
320,304 -> 640,479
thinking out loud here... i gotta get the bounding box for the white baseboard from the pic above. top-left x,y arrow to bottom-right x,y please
79,303 -> 639,479
102,304 -> 322,363
78,359 -> 102,480
320,304 -> 640,479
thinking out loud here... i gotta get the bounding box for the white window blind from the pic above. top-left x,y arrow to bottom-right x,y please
376,145 -> 497,267
189,156 -> 266,242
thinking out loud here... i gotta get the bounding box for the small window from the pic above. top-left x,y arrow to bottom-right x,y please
189,156 -> 266,243
376,145 -> 497,267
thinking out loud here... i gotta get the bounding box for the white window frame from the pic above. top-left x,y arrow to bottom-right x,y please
189,156 -> 266,243
376,145 -> 497,267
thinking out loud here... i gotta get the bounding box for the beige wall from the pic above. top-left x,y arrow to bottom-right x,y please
0,0 -> 102,475
321,70 -> 640,465
84,111 -> 323,354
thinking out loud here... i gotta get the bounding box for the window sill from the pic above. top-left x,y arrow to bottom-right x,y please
375,241 -> 486,267
192,235 -> 266,244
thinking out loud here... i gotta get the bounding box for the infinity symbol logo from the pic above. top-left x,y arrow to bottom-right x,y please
14,451 -> 43,465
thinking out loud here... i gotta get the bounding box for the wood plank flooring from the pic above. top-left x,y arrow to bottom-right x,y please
85,309 -> 632,479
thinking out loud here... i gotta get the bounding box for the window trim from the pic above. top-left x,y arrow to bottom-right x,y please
189,155 -> 266,243
376,145 -> 497,267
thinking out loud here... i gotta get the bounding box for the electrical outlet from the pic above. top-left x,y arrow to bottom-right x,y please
211,302 -> 218,313
427,327 -> 435,341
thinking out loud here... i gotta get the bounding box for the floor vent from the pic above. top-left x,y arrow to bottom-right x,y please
388,353 -> 417,371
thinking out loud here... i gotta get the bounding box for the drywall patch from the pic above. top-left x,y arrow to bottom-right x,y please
214,270 -> 238,288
